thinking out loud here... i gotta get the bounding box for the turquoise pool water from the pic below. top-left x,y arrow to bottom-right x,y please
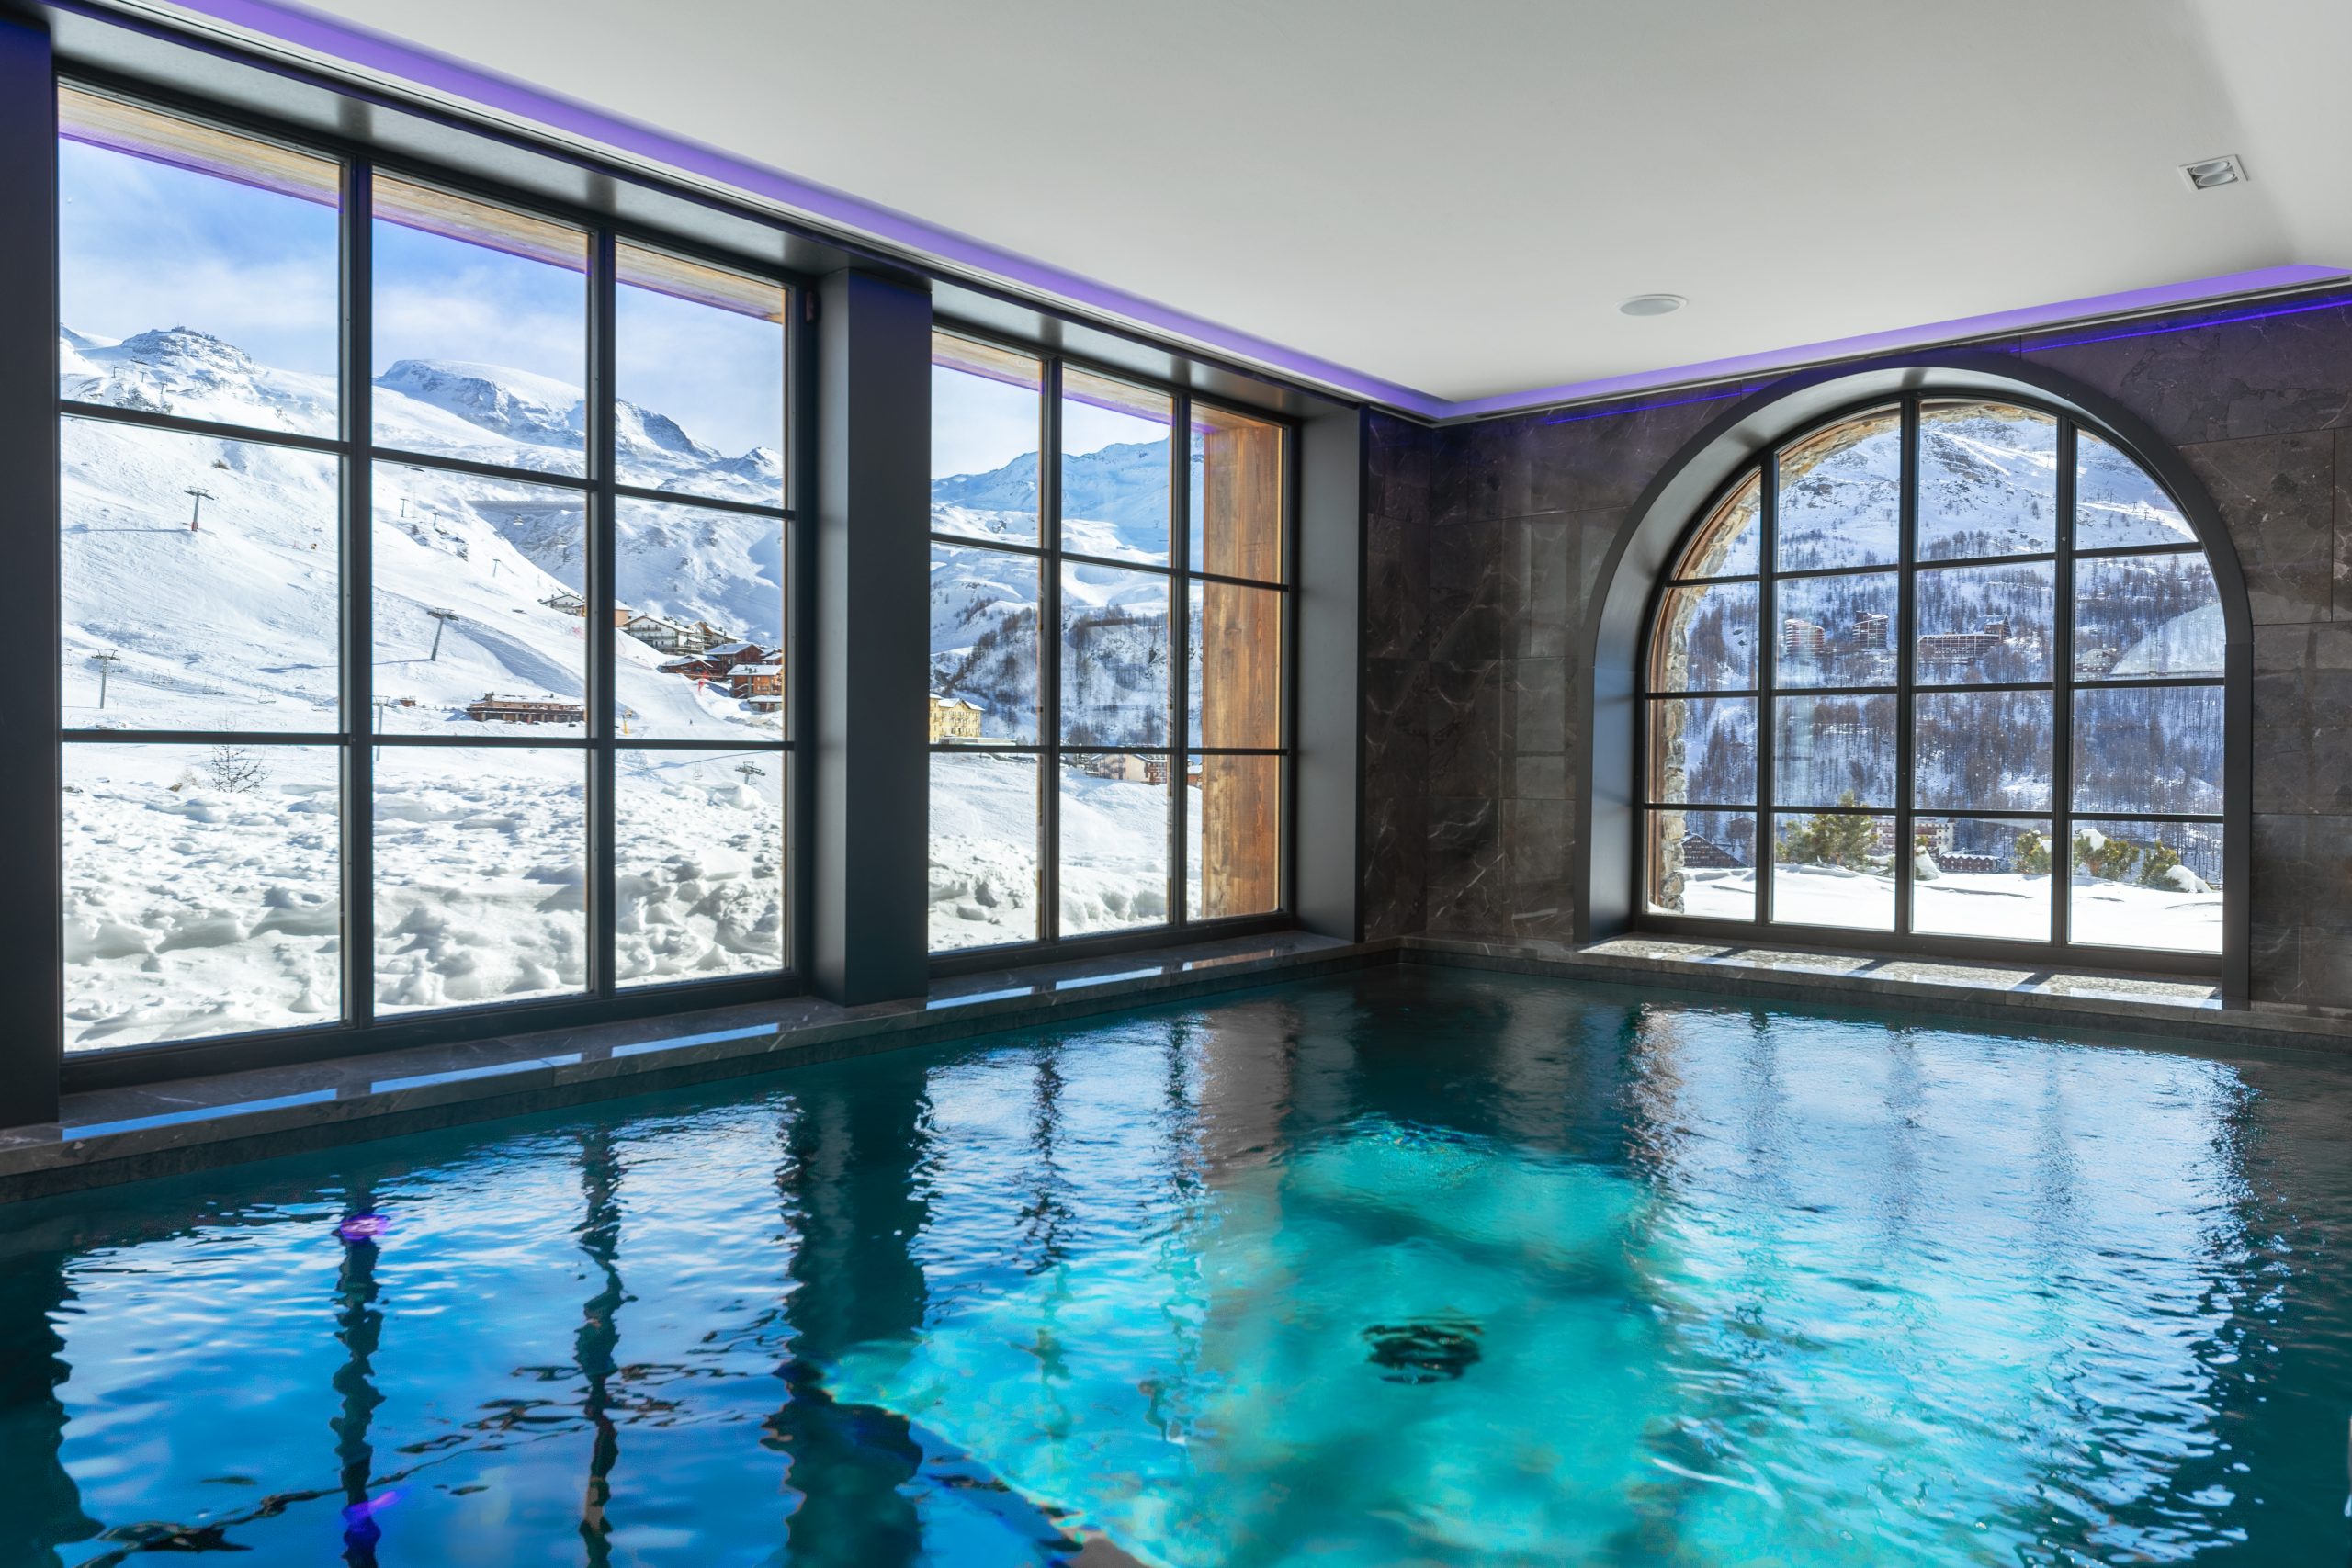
5,967 -> 2350,1565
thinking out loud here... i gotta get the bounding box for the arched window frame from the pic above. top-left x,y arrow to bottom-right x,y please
1578,357 -> 2251,998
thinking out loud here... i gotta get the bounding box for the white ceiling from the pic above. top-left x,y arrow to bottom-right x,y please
153,0 -> 2352,413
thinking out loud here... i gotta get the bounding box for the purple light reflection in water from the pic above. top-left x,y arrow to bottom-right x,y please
334,1212 -> 392,1244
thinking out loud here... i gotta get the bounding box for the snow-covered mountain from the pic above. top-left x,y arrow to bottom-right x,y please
60,322 -> 796,1040
929,437 -> 1174,743
61,324 -> 786,739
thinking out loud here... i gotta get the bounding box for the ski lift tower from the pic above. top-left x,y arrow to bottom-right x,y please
184,485 -> 216,533
425,607 -> 461,661
90,649 -> 121,709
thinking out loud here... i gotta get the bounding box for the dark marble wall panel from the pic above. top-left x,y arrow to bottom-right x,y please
1356,289 -> 2352,1013
1360,412 -> 1437,941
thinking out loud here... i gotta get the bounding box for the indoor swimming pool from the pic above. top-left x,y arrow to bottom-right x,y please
4,966 -> 2347,1565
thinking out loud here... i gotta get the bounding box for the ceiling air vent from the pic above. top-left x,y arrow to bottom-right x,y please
2179,155 -> 2246,191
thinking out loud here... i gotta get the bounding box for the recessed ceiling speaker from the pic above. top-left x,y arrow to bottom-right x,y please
1620,293 -> 1687,317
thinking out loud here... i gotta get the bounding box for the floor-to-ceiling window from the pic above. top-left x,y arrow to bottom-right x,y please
927,331 -> 1290,956
1642,396 -> 2228,962
58,85 -> 794,1053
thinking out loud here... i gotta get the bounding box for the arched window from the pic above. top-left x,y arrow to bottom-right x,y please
1641,394 -> 2233,967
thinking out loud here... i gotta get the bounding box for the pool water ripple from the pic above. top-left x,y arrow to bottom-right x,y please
4,968 -> 2351,1565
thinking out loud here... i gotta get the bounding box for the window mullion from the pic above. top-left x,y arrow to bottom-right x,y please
1894,397 -> 1918,937
342,158 -> 376,1031
586,229 -> 618,998
1170,392 -> 1191,928
1040,358 -> 1063,943
1755,452 -> 1778,927
2053,420 -> 2077,949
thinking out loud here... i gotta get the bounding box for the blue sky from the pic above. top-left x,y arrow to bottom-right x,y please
932,363 -> 1167,481
62,138 -> 785,457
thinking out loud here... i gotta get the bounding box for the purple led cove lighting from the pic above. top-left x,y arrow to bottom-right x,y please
1452,265 -> 2349,422
155,0 -> 1449,416
2020,289 -> 2352,355
1532,288 -> 2352,427
141,0 -> 2349,423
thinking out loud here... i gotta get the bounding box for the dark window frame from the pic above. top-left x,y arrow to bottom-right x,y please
1634,387 -> 2232,979
927,322 -> 1299,976
54,73 -> 813,1089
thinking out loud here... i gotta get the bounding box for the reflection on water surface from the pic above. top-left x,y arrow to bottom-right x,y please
4,967 -> 2350,1565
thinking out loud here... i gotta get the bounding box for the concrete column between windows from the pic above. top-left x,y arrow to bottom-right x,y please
0,11 -> 62,1127
1296,406 -> 1365,941
810,268 -> 932,1004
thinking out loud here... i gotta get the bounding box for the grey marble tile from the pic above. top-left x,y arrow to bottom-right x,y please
1504,656 -> 1570,760
1364,411 -> 1434,522
1431,419 -> 1533,526
1361,792 -> 1429,942
2335,427 -> 2352,621
1572,509 -> 1629,622
1503,795 -> 1575,895
2181,432 -> 2335,624
1514,518 -> 1577,659
2252,814 -> 2352,931
1428,518 -> 1506,662
1427,660 -> 1502,798
1514,752 -> 1568,801
1362,657 -> 1430,804
1426,797 -> 1502,934
1364,512 -> 1430,661
1527,397 -> 1731,515
2023,300 -> 2352,446
2251,622 -> 2352,813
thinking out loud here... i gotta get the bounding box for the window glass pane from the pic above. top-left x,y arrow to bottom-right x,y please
1645,807 -> 1758,919
1190,403 -> 1282,581
1190,754 -> 1280,919
372,176 -> 587,475
615,749 -> 784,986
371,463 -> 588,737
932,544 -> 1039,745
1772,694 -> 1896,808
374,745 -> 585,1013
2075,430 -> 2195,550
1774,572 -> 1898,687
1770,810 -> 1894,931
2072,685 -> 2225,815
615,498 -> 785,741
59,88 -> 340,436
1649,581 -> 1758,692
2073,552 -> 2224,680
932,750 -> 1040,951
932,334 -> 1042,546
1916,400 -> 2057,560
2069,818 -> 2223,954
1061,562 -> 1170,747
1189,581 -> 1282,749
1648,697 -> 1757,806
1913,816 -> 2052,942
1775,408 -> 1900,570
1914,560 -> 2052,683
1674,471 -> 1760,579
1914,690 -> 2054,812
615,244 -> 784,506
1061,367 -> 1170,566
63,743 -> 339,1050
1060,754 -> 1169,934
62,417 -> 339,731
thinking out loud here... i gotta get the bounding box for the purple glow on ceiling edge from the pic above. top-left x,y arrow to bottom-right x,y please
161,0 -> 2347,424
